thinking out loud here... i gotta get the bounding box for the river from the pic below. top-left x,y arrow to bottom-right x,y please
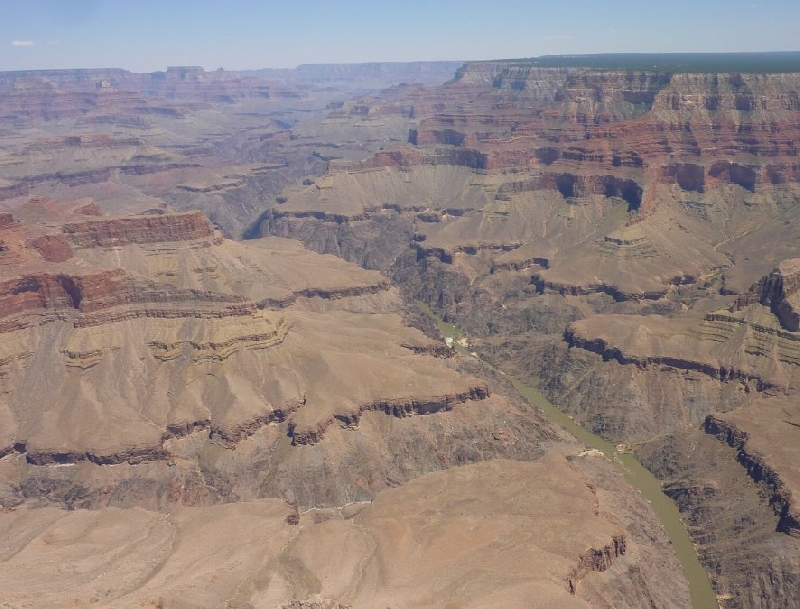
416,301 -> 719,608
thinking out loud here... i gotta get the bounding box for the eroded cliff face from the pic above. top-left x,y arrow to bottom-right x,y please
6,56 -> 800,605
0,196 -> 695,607
638,428 -> 800,608
0,65 -> 457,237
744,258 -> 800,331
250,61 -> 800,606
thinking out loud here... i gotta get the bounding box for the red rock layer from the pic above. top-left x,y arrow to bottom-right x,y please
0,203 -> 245,332
339,65 -> 800,213
62,210 -> 216,248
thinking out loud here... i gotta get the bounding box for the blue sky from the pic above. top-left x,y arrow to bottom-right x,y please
2,0 -> 799,72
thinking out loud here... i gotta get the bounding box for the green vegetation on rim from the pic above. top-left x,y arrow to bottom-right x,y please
497,52 -> 800,73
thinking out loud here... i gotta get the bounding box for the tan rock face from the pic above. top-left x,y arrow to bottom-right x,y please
61,210 -> 216,248
0,458 -> 689,608
0,195 -> 694,607
0,200 -> 564,517
747,258 -> 800,331
7,58 -> 800,606
0,200 -> 481,474
244,62 -> 800,607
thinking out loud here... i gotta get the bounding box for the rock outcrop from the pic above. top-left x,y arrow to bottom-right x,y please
0,457 -> 690,608
568,535 -> 627,594
245,58 -> 800,606
288,383 -> 490,445
744,258 -> 800,331
704,414 -> 799,535
62,210 -> 217,248
6,54 -> 800,606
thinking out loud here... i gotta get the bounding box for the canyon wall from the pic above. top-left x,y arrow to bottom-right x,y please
252,59 -> 800,607
4,56 -> 800,606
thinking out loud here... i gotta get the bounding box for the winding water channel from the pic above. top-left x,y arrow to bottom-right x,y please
416,302 -> 718,608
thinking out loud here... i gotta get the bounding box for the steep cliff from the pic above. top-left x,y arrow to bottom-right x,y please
744,258 -> 800,331
638,427 -> 800,607
249,58 -> 800,606
0,187 -> 702,608
6,55 -> 800,606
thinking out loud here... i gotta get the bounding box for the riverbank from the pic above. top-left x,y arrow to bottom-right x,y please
417,300 -> 719,608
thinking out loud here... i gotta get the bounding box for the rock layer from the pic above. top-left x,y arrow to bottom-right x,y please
0,199 -> 507,513
0,457 -> 690,608
249,59 -> 800,606
6,56 -> 800,606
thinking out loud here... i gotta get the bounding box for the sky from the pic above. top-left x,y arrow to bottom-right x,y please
2,0 -> 799,72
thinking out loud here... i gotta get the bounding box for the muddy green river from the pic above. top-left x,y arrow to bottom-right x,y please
417,301 -> 718,608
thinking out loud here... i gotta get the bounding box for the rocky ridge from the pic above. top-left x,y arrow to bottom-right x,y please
0,195 -> 694,607
0,64 -> 459,237
251,59 -> 800,606
7,54 -> 800,605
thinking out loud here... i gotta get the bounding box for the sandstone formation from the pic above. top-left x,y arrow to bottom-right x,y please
0,197 -> 693,607
249,58 -> 800,607
6,54 -> 800,606
0,457 -> 689,608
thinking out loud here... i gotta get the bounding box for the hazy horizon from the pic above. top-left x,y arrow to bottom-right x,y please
2,0 -> 799,73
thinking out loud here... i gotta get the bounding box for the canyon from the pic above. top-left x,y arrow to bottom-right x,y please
1,54 -> 800,607
0,198 -> 689,608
